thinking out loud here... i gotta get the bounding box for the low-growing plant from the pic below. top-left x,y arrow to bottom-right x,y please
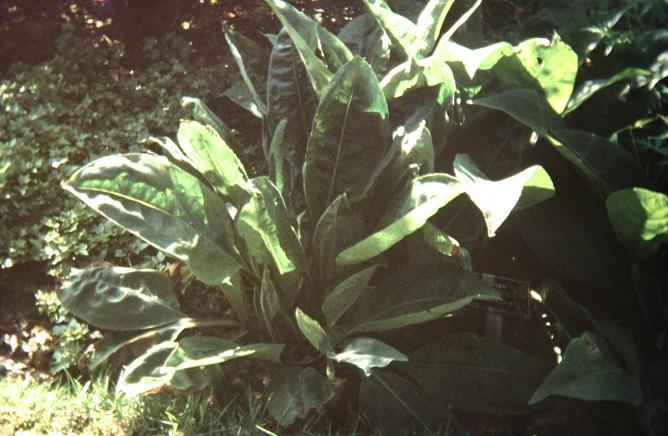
58,0 -> 667,433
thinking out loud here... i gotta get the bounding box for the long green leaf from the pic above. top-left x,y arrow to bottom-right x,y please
415,0 -> 455,58
295,308 -> 335,356
453,154 -> 554,237
60,266 -> 184,331
267,367 -> 334,426
312,193 -> 367,283
336,173 -> 463,267
434,40 -> 514,78
266,30 -> 317,165
341,267 -> 500,332
224,25 -> 269,115
607,188 -> 668,259
529,332 -> 643,406
322,265 -> 378,327
62,153 -> 241,285
176,120 -> 252,208
263,0 -> 352,93
338,13 -> 391,75
381,55 -> 456,99
409,333 -> 553,414
304,56 -> 390,221
180,97 -> 242,153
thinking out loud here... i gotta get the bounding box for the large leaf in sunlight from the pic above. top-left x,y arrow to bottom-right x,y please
62,153 -> 240,285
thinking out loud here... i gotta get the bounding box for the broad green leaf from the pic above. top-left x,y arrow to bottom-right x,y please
267,29 -> 318,165
118,338 -> 283,396
60,266 -> 184,331
263,0 -> 352,93
304,57 -> 390,220
295,308 -> 335,356
237,177 -> 303,276
363,0 -> 418,58
312,193 -> 367,283
453,154 -> 554,236
169,336 -> 284,370
335,337 -> 407,376
474,91 -> 641,197
420,222 -> 472,270
607,188 -> 668,259
268,367 -> 334,425
494,35 -> 578,113
88,318 -> 241,371
564,67 -> 651,115
176,120 -> 251,208
338,13 -> 391,75
380,55 -> 456,99
414,0 -> 455,58
434,40 -> 513,78
549,129 -> 643,196
322,265 -> 378,327
223,25 -> 269,115
538,280 -> 641,377
337,174 -> 463,267
473,88 -> 564,138
267,118 -> 296,202
63,153 -> 241,285
359,370 -> 464,434
409,333 -> 552,414
222,81 -> 263,118
529,332 -> 643,406
117,341 -> 181,396
517,195 -> 628,294
341,267 -> 500,332
180,97 -> 242,153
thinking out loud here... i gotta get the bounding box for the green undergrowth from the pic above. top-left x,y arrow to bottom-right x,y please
0,374 -> 369,435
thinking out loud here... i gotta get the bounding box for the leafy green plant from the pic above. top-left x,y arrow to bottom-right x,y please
57,0 -> 564,431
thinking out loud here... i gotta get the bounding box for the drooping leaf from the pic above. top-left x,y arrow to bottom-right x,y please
563,67 -> 651,115
335,337 -> 407,376
303,56 -> 390,220
363,0 -> 419,58
60,266 -> 184,331
223,25 -> 269,115
117,341 -> 181,396
312,193 -> 368,283
434,40 -> 514,79
408,333 -> 553,414
381,55 -> 456,99
322,265 -> 378,327
607,188 -> 668,259
237,177 -> 303,276
337,174 -> 463,267
529,331 -> 643,406
62,153 -> 241,285
266,29 -> 318,163
176,120 -> 252,208
341,267 -> 500,332
338,13 -> 392,75
295,308 -> 335,356
267,367 -> 334,425
453,153 -> 555,236
263,0 -> 352,93
494,35 -> 578,113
